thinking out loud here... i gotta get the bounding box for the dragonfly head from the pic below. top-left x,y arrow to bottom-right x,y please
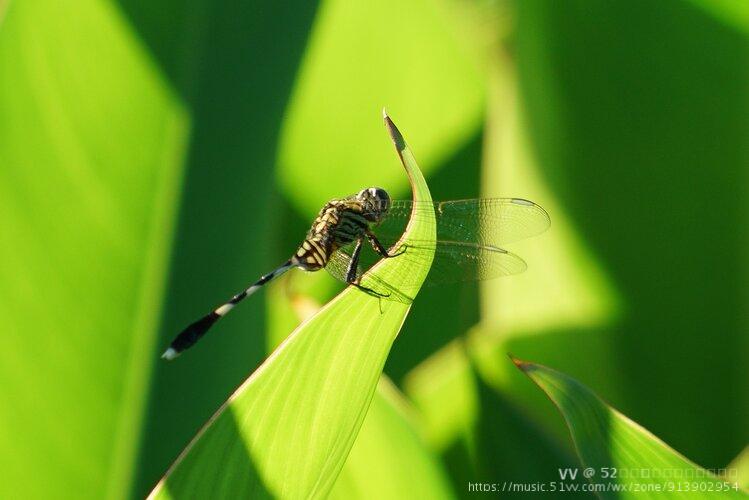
356,187 -> 391,222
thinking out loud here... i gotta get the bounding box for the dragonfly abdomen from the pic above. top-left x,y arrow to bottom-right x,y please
294,238 -> 329,270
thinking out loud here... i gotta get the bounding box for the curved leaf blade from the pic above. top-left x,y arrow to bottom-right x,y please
149,113 -> 435,499
330,378 -> 455,500
266,273 -> 455,499
514,358 -> 747,498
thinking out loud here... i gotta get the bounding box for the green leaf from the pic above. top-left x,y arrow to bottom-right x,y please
684,0 -> 749,33
728,447 -> 749,491
514,358 -> 748,498
330,378 -> 455,500
404,340 -> 479,453
149,113 -> 436,499
123,1 -> 321,493
265,265 -> 454,499
515,0 -> 749,466
0,1 -> 187,498
404,340 -> 583,494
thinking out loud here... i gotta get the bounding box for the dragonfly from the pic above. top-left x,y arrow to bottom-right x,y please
161,187 -> 550,360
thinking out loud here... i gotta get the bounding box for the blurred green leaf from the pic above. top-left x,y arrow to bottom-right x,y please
404,340 -> 479,453
515,0 -> 749,467
685,0 -> 749,33
148,115 -> 436,499
330,377 -> 455,500
467,325 -> 624,450
122,0 -> 321,494
728,447 -> 749,491
0,0 -> 188,498
480,64 -> 619,337
515,358 -> 748,498
0,2 -> 8,25
405,340 -> 583,498
278,0 -> 485,216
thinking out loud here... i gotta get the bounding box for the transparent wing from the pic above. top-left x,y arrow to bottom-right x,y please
368,198 -> 551,249
325,245 -> 365,284
326,239 -> 528,287
326,198 -> 547,288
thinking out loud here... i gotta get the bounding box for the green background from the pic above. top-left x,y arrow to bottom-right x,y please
0,0 -> 746,497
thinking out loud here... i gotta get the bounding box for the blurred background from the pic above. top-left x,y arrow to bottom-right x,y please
1,0 -> 747,498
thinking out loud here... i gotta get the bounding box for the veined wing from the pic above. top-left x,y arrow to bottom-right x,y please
326,238 -> 527,287
367,198 -> 550,250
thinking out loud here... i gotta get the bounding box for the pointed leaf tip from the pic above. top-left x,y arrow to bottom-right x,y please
514,359 -> 746,497
383,113 -> 406,153
508,354 -> 532,371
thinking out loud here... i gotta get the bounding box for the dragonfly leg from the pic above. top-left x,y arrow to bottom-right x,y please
367,231 -> 406,258
346,237 -> 390,298
351,282 -> 391,299
345,238 -> 364,283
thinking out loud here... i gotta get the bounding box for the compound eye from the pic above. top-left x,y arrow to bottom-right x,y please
377,187 -> 390,201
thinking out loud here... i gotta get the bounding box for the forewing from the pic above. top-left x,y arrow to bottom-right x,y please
369,198 -> 550,248
327,198 -> 544,287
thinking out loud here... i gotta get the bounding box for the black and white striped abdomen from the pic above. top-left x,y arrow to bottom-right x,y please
294,238 -> 329,270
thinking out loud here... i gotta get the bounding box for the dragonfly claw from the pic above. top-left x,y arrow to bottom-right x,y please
351,282 -> 390,298
387,245 -> 407,258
